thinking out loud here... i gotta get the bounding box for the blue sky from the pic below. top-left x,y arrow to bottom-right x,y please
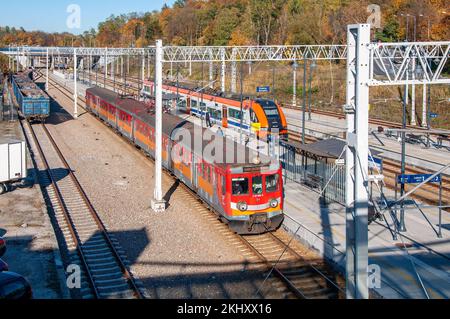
1,0 -> 174,34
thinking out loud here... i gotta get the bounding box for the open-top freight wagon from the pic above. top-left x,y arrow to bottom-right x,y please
12,70 -> 50,121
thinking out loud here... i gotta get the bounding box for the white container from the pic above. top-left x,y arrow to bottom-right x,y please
0,138 -> 27,184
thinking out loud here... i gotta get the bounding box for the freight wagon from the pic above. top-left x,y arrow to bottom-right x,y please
12,70 -> 50,121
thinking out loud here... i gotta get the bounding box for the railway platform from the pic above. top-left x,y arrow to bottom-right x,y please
284,108 -> 450,175
282,179 -> 450,299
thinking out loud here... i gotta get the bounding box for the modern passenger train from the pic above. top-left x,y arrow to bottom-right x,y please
141,80 -> 288,140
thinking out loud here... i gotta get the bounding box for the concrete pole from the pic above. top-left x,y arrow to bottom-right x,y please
292,63 -> 297,107
221,49 -> 226,92
422,83 -> 427,127
121,56 -> 124,79
209,59 -> 214,89
45,48 -> 49,91
104,48 -> 108,88
147,51 -> 151,79
151,40 -> 166,213
142,53 -> 145,90
73,49 -> 78,119
231,61 -> 237,93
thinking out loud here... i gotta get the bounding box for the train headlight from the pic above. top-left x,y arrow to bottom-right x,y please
270,199 -> 279,209
238,202 -> 248,212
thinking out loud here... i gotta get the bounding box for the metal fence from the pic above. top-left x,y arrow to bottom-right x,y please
279,140 -> 346,205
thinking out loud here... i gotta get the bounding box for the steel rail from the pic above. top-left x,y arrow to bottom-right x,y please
40,124 -> 144,299
25,120 -> 100,298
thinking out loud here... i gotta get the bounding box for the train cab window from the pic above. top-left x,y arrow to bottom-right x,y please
250,110 -> 258,123
232,178 -> 249,195
252,176 -> 264,195
266,174 -> 279,193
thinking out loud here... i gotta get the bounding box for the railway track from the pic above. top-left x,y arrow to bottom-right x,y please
237,231 -> 344,299
44,72 -> 346,299
176,181 -> 345,299
21,119 -> 144,299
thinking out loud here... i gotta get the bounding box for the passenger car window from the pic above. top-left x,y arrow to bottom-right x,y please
252,176 -> 263,195
232,178 -> 249,195
266,174 -> 279,193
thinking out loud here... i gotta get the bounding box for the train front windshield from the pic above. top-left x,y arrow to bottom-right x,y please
257,100 -> 280,119
231,173 -> 280,197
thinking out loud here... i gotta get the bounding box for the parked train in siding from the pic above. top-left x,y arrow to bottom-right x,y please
12,69 -> 50,121
141,80 -> 288,140
86,86 -> 284,234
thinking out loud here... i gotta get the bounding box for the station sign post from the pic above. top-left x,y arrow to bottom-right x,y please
395,173 -> 443,238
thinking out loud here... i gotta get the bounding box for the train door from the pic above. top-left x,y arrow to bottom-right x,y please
192,153 -> 198,191
222,106 -> 228,128
186,97 -> 191,114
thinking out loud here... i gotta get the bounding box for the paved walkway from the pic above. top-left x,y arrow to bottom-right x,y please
283,179 -> 450,299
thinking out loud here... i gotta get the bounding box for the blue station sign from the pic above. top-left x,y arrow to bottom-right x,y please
397,174 -> 441,184
256,86 -> 271,93
430,113 -> 439,119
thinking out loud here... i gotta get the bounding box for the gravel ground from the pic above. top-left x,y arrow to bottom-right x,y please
41,78 -> 287,299
0,120 -> 68,299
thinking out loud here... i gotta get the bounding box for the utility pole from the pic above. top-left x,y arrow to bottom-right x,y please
308,61 -> 315,121
302,57 -> 307,145
221,49 -> 226,92
422,83 -> 427,127
45,48 -> 49,91
239,61 -> 244,144
399,59 -> 410,233
73,49 -> 78,119
151,40 -> 166,213
411,55 -> 417,125
345,24 -> 370,300
292,61 -> 298,107
104,48 -> 108,88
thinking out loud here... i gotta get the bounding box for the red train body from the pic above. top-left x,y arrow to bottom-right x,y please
85,87 -> 284,234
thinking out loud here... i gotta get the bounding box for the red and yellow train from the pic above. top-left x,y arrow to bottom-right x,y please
141,80 -> 288,140
85,86 -> 284,234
